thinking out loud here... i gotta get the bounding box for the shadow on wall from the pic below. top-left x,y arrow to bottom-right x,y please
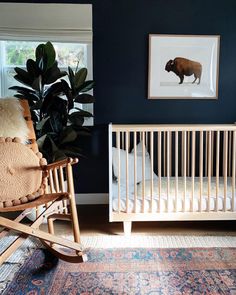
73,124 -> 108,194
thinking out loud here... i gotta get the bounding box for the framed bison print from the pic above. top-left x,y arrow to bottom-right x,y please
148,34 -> 220,99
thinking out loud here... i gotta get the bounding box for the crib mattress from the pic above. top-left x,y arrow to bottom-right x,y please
112,177 -> 236,213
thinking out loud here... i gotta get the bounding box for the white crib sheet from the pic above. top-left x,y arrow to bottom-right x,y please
112,177 -> 235,213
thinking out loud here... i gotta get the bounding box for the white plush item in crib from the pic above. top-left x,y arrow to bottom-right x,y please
112,141 -> 157,188
0,97 -> 29,143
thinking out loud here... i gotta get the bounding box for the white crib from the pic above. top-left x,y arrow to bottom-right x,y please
109,123 -> 236,235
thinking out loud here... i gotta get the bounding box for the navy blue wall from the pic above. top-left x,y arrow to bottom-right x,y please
92,0 -> 236,125
3,0 -> 236,193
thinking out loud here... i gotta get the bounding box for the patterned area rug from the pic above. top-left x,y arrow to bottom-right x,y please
0,235 -> 41,294
3,247 -> 236,294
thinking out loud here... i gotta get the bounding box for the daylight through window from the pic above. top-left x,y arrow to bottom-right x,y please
0,40 -> 93,125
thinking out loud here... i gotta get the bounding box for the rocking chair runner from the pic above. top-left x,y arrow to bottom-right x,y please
0,99 -> 86,264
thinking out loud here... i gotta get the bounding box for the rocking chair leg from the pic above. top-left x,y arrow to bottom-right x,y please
0,216 -> 83,252
67,163 -> 81,244
0,198 -> 83,265
0,209 -> 34,266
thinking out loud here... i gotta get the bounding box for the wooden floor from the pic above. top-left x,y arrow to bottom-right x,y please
3,204 -> 236,236
50,205 -> 236,236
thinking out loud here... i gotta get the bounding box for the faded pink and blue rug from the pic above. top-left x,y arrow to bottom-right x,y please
3,247 -> 236,294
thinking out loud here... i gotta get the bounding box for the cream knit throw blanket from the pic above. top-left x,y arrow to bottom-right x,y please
0,97 -> 29,143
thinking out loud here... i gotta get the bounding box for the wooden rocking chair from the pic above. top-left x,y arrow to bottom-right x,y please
0,99 -> 86,264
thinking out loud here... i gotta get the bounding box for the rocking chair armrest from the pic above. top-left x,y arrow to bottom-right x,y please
44,157 -> 79,170
0,192 -> 69,212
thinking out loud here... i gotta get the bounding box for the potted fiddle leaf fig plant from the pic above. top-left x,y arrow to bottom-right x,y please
10,41 -> 94,163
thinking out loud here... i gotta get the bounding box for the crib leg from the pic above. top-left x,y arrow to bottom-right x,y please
123,221 -> 132,236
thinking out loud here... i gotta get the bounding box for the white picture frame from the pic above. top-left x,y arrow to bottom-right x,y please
148,34 -> 220,99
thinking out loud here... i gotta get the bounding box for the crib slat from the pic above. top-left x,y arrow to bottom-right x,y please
205,131 -> 208,177
158,131 -> 162,212
211,131 -> 214,177
215,131 -> 220,212
231,131 -> 236,212
191,131 -> 196,212
181,132 -> 184,177
187,131 -> 190,177
116,131 -> 121,213
229,131 -> 232,177
126,132 -> 129,213
121,132 -> 125,150
167,131 -> 170,212
232,131 -> 236,212
183,131 -> 186,212
142,132 -> 146,213
169,132 -> 172,177
175,131 -> 178,212
164,132 -> 166,177
133,131 -> 137,213
223,131 -> 228,212
145,132 -> 148,149
207,131 -> 211,212
199,131 -> 203,212
150,131 -> 154,212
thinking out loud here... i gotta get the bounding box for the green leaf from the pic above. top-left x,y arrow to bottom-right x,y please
31,100 -> 42,110
26,59 -> 40,77
53,150 -> 67,162
43,62 -> 67,85
70,110 -> 93,118
14,67 -> 33,86
9,85 -> 35,94
31,110 -> 39,122
44,81 -> 65,97
69,126 -> 90,137
60,79 -> 74,110
37,134 -> 47,149
14,94 -> 26,100
35,43 -> 44,60
35,43 -> 45,71
31,76 -> 42,91
76,80 -> 94,93
19,92 -> 39,103
9,86 -> 39,101
36,117 -> 50,131
74,68 -> 87,89
74,94 -> 95,104
13,74 -> 32,88
49,112 -> 64,133
44,41 -> 56,70
47,137 -> 67,161
69,112 -> 84,126
68,66 -> 75,92
60,79 -> 71,97
60,147 -> 83,158
60,128 -> 78,144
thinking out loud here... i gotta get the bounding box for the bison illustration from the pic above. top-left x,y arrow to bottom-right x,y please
165,57 -> 202,85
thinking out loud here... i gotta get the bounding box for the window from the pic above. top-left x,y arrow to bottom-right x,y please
0,40 -> 93,125
0,3 -> 93,125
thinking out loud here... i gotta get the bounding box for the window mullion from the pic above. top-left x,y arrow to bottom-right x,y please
0,41 -> 5,97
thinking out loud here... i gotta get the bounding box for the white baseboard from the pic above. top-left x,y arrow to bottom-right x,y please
75,193 -> 109,205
